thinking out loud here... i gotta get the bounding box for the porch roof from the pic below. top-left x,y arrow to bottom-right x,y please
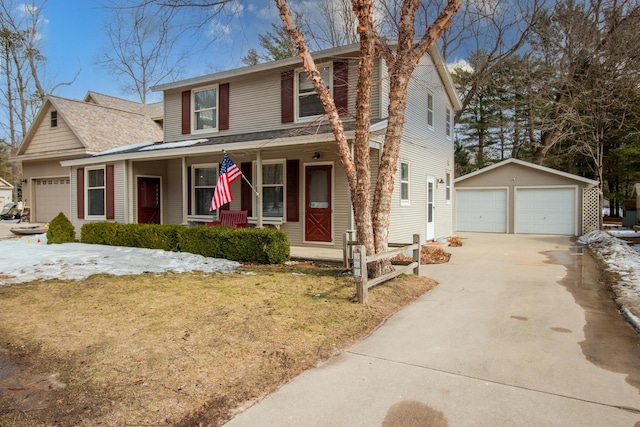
60,119 -> 387,167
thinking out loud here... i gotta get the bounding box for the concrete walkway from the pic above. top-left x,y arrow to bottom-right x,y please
225,233 -> 640,426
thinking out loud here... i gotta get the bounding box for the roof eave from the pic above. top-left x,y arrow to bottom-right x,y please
454,158 -> 600,186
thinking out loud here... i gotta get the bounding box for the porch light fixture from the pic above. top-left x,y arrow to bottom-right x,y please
21,179 -> 27,184
437,178 -> 445,184
312,152 -> 321,160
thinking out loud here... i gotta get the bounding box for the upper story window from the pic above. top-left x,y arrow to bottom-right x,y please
192,163 -> 218,216
50,111 -> 58,128
427,93 -> 434,130
193,85 -> 218,133
296,64 -> 332,120
86,167 -> 105,218
255,160 -> 285,218
446,107 -> 452,139
400,162 -> 410,206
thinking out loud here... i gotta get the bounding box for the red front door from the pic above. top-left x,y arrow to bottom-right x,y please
305,165 -> 332,242
137,177 -> 161,224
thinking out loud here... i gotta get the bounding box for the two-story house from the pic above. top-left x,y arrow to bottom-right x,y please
60,43 -> 461,249
12,92 -> 163,223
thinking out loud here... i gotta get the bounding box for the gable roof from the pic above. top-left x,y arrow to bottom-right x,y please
17,94 -> 163,157
84,91 -> 163,119
0,177 -> 13,189
152,43 -> 462,111
455,158 -> 599,186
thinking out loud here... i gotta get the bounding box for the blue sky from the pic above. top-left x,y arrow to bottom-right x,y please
39,1 -> 280,102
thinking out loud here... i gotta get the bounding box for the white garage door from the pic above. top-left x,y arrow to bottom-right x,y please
35,178 -> 70,223
516,188 -> 576,235
456,189 -> 508,233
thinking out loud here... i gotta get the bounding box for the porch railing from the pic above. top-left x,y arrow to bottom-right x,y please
349,234 -> 422,304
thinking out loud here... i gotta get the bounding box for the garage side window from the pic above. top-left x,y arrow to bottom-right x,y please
86,167 -> 105,218
400,162 -> 410,206
446,172 -> 452,203
427,93 -> 434,130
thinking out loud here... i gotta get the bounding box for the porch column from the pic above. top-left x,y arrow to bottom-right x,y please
127,160 -> 134,223
182,157 -> 188,225
256,150 -> 263,228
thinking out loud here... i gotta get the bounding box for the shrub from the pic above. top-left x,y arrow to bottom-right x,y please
179,226 -> 290,264
81,223 -> 182,252
46,212 -> 76,244
80,222 -> 290,264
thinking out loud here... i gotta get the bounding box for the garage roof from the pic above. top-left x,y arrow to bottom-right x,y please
455,158 -> 599,187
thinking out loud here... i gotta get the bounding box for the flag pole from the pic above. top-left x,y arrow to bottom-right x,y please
222,150 -> 260,197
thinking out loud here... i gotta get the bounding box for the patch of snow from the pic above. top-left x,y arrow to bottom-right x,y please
94,141 -> 155,156
0,234 -> 239,286
579,230 -> 640,323
140,139 -> 208,151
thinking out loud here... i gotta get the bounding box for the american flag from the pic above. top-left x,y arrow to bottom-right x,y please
210,153 -> 243,211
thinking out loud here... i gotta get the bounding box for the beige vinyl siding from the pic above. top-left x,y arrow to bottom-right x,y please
25,106 -> 84,154
387,53 -> 455,242
164,158 -> 184,224
164,59 -> 383,142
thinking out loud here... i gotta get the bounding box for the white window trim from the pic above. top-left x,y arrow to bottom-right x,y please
400,161 -> 410,206
253,159 -> 287,220
85,165 -> 106,220
445,170 -> 452,204
191,84 -> 219,134
427,93 -> 434,131
294,62 -> 333,123
445,106 -> 452,139
190,162 -> 219,220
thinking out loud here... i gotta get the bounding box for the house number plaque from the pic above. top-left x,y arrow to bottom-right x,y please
352,246 -> 362,280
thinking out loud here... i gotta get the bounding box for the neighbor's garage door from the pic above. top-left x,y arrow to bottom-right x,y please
34,178 -> 70,223
515,188 -> 576,235
456,189 -> 508,233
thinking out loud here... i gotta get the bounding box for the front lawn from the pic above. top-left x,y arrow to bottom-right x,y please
0,264 -> 435,426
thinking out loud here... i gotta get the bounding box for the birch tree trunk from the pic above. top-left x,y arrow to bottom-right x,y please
275,0 -> 461,277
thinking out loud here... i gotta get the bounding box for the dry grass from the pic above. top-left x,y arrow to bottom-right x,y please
0,264 -> 436,426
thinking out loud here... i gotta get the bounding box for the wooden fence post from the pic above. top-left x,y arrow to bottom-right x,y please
413,234 -> 421,276
353,245 -> 368,304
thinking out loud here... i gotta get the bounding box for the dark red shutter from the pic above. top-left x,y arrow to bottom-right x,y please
241,162 -> 253,217
77,168 -> 84,219
187,166 -> 192,216
334,61 -> 348,115
219,83 -> 229,130
181,90 -> 191,134
281,71 -> 294,123
286,159 -> 299,222
106,165 -> 115,220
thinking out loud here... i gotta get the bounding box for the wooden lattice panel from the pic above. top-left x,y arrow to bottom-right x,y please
582,187 -> 600,234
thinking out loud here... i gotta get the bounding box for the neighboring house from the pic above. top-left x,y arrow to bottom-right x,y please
0,177 -> 13,206
11,92 -> 163,223
60,43 -> 461,249
455,158 -> 599,236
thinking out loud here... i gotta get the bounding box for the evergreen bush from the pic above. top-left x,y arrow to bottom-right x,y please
80,223 -> 290,264
46,212 -> 76,244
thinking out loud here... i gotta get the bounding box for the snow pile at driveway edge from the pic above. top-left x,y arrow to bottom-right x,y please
578,230 -> 640,331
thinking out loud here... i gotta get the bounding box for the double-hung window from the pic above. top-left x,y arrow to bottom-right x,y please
257,161 -> 285,218
86,167 -> 105,218
193,85 -> 218,132
446,172 -> 452,204
427,93 -> 434,130
192,164 -> 218,216
296,64 -> 331,120
400,162 -> 410,206
50,111 -> 58,128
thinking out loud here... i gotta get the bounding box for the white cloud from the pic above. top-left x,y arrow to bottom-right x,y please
447,58 -> 474,73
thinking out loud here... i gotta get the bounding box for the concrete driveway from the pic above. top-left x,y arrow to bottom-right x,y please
225,233 -> 640,426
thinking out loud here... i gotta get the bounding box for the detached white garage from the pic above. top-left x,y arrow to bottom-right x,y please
455,159 -> 599,236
